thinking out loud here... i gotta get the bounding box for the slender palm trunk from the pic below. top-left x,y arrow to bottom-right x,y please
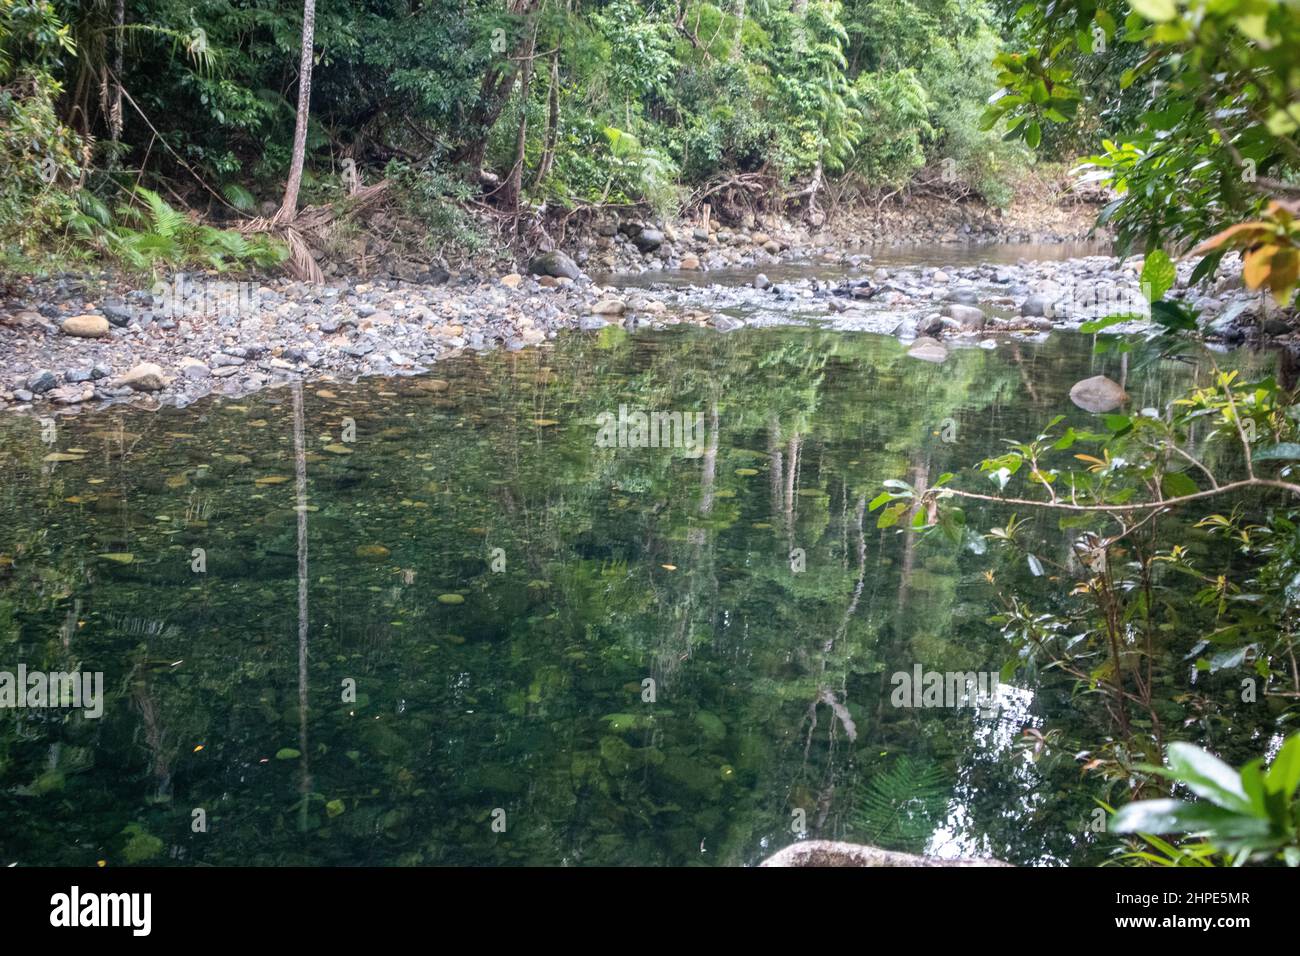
276,0 -> 318,223
108,0 -> 124,154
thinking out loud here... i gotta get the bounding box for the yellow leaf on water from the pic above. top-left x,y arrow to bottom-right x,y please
322,443 -> 353,454
97,553 -> 134,564
255,475 -> 291,485
43,453 -> 85,463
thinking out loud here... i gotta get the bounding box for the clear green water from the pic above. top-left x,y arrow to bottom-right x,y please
0,326 -> 1275,866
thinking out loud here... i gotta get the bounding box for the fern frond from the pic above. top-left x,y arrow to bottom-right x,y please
848,756 -> 953,854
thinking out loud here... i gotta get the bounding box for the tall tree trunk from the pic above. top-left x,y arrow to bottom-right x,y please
504,21 -> 538,216
451,0 -> 541,169
531,53 -> 560,187
108,0 -> 124,158
276,0 -> 318,224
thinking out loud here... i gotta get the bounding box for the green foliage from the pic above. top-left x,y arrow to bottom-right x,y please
876,290 -> 1300,867
1113,734 -> 1300,865
988,0 -> 1300,286
67,186 -> 286,272
0,0 -> 81,252
2,0 -> 1051,254
389,158 -> 488,259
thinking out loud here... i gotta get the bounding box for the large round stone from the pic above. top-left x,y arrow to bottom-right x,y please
1069,375 -> 1128,413
61,314 -> 111,338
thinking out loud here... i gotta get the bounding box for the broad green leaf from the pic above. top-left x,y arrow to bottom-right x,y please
1079,314 -> 1132,334
1255,443 -> 1300,462
1265,734 -> 1300,799
1141,248 -> 1177,301
1111,798 -> 1243,834
1161,471 -> 1198,498
1163,742 -> 1256,815
1128,0 -> 1177,23
876,502 -> 908,529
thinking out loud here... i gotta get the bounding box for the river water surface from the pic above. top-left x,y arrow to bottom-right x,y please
0,320 -> 1275,866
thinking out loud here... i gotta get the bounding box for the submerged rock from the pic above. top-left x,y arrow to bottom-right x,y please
1069,374 -> 1128,413
907,336 -> 949,364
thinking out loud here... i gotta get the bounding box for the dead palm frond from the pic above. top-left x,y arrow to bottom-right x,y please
237,179 -> 391,282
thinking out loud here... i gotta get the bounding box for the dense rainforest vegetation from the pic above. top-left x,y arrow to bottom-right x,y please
1,0 -> 1297,288
1,0 -> 1025,257
3,0 -> 1300,868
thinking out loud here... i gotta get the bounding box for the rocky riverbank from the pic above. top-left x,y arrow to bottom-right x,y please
1,243 -> 1291,415
561,178 -> 1104,276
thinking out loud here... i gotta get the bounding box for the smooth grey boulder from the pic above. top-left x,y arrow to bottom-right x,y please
632,228 -> 664,253
1020,293 -> 1056,318
527,251 -> 581,280
761,840 -> 1010,867
1069,374 -> 1128,413
941,303 -> 986,330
